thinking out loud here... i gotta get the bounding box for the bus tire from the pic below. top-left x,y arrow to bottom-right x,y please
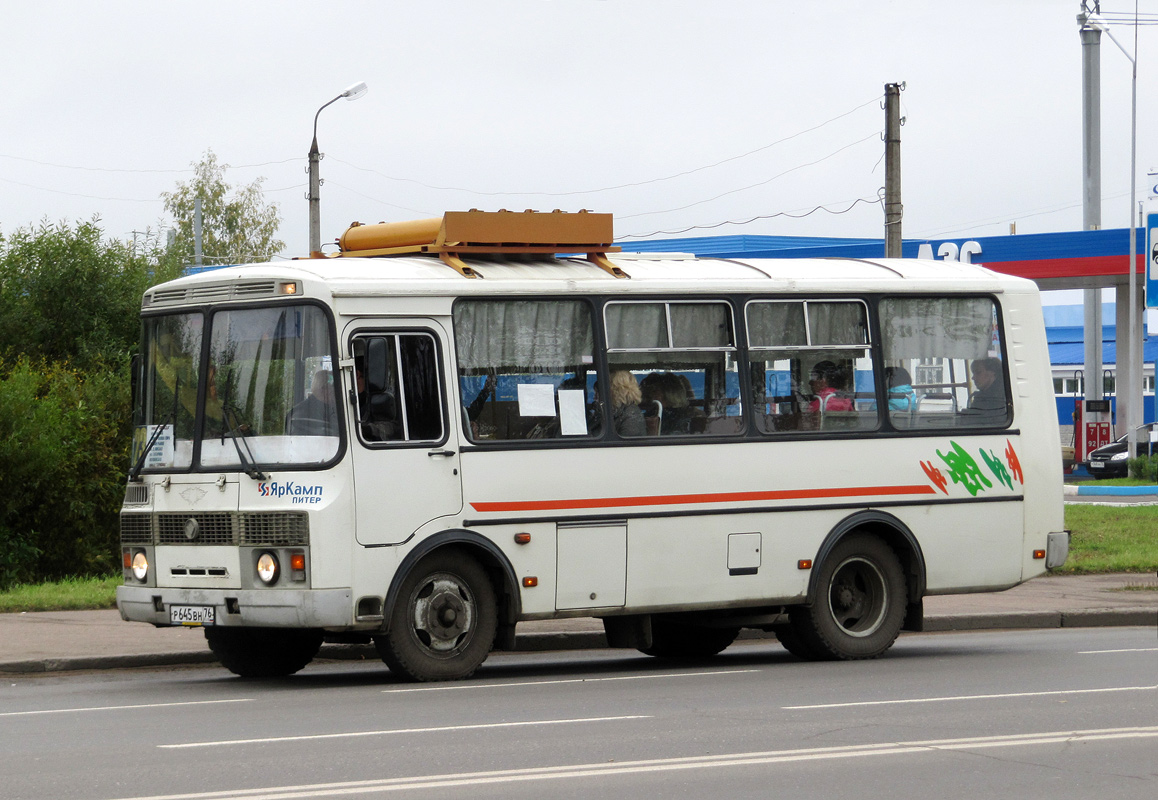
205,627 -> 323,678
787,534 -> 907,660
639,618 -> 739,658
376,551 -> 497,682
771,624 -> 823,660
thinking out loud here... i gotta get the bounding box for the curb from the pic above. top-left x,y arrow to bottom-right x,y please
1064,483 -> 1158,496
3,610 -> 1155,675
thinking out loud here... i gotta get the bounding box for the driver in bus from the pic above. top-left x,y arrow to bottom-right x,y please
288,370 -> 338,435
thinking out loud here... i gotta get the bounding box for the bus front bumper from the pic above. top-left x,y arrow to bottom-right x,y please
117,585 -> 354,629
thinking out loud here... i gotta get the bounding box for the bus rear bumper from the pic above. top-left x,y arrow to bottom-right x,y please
116,585 -> 354,629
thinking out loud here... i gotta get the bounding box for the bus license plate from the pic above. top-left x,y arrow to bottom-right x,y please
170,605 -> 215,626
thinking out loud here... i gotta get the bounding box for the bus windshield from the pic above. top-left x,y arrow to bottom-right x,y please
132,303 -> 340,472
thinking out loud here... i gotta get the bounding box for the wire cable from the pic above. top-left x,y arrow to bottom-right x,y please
617,131 -> 881,221
618,196 -> 884,239
325,95 -> 884,197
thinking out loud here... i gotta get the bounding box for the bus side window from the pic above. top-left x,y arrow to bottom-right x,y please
878,297 -> 1010,430
453,299 -> 599,442
354,333 -> 445,444
746,300 -> 877,434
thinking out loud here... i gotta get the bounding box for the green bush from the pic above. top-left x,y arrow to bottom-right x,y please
0,359 -> 131,588
1127,455 -> 1158,482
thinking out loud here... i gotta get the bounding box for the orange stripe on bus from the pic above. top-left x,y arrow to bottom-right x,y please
469,484 -> 938,513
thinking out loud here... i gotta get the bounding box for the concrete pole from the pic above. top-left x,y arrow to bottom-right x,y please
884,83 -> 903,258
1080,16 -> 1103,402
308,136 -> 322,258
194,197 -> 203,268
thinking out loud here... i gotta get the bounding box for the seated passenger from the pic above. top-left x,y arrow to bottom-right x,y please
610,370 -> 646,437
964,357 -> 1007,420
884,366 -> 917,411
808,361 -> 853,413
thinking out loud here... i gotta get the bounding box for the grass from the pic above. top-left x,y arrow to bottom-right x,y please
1,503 -> 1155,612
1057,504 -> 1158,574
1078,476 -> 1158,487
0,575 -> 119,613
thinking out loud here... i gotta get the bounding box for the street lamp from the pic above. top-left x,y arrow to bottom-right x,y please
308,81 -> 368,258
1082,12 -> 1141,456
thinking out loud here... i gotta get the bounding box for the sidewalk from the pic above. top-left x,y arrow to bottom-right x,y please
1,573 -> 1155,674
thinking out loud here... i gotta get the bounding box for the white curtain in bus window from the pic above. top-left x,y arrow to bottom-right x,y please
605,301 -> 742,437
746,300 -> 877,434
878,297 -> 1009,429
453,299 -> 597,441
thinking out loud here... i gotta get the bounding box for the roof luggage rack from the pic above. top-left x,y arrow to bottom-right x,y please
333,209 -> 626,279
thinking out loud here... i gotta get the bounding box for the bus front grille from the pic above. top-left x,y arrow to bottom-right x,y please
120,512 -> 309,547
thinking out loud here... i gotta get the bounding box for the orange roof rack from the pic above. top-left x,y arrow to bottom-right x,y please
334,209 -> 625,279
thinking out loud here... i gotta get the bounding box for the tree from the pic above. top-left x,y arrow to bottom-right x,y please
0,218 -> 180,365
161,149 -> 284,265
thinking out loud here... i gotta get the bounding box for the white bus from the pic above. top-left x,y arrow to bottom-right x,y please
117,210 -> 1068,681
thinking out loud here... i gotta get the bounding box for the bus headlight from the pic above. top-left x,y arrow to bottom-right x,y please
256,551 -> 280,586
131,550 -> 149,583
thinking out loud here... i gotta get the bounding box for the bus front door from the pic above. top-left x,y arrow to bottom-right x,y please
347,324 -> 463,546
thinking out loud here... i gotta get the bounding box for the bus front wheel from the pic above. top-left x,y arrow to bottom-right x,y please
376,551 -> 497,682
205,627 -> 323,678
787,534 -> 907,660
640,618 -> 739,658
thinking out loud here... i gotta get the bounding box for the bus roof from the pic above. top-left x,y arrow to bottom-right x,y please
143,252 -> 1035,309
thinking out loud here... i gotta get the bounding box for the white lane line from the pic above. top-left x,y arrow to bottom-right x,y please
382,669 -> 759,693
783,684 -> 1158,710
1079,647 -> 1158,654
117,726 -> 1158,800
159,714 -> 650,749
0,698 -> 252,718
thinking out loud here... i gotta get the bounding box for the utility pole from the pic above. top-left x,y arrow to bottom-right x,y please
884,82 -> 904,258
1080,2 -> 1104,404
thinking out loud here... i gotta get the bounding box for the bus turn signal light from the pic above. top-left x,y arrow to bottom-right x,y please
522,576 -> 538,587
514,533 -> 531,545
1033,549 -> 1046,560
798,560 -> 813,570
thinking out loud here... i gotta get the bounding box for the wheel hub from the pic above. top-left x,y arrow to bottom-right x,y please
412,576 -> 474,653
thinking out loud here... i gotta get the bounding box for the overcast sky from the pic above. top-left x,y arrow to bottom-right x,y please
2,1 -> 1155,271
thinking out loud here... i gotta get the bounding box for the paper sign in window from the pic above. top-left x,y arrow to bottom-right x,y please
517,383 -> 556,417
557,389 -> 588,436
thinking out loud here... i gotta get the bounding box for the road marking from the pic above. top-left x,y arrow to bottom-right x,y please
0,698 -> 252,718
783,684 -> 1158,709
382,668 -> 759,693
117,726 -> 1158,800
1079,647 -> 1158,654
159,715 -> 650,749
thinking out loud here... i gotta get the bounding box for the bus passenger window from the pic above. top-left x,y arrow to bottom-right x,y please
746,300 -> 877,434
352,333 -> 445,444
605,301 -> 743,437
879,297 -> 1010,430
453,299 -> 600,442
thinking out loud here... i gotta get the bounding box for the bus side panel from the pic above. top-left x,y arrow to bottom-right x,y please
1002,289 -> 1066,579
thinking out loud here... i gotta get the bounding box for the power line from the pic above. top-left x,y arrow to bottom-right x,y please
326,94 -> 884,197
618,196 -> 884,239
617,131 -> 881,221
0,153 -> 300,174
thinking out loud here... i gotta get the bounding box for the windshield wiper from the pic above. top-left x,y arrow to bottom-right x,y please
222,403 -> 267,481
129,377 -> 179,483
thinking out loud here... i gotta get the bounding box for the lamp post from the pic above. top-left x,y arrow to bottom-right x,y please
1082,11 -> 1141,456
308,81 -> 368,258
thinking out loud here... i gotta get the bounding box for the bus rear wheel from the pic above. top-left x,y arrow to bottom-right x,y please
787,534 -> 907,660
639,618 -> 739,658
375,551 -> 497,682
205,627 -> 323,678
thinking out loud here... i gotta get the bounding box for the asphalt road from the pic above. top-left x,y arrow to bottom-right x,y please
2,627 -> 1156,800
